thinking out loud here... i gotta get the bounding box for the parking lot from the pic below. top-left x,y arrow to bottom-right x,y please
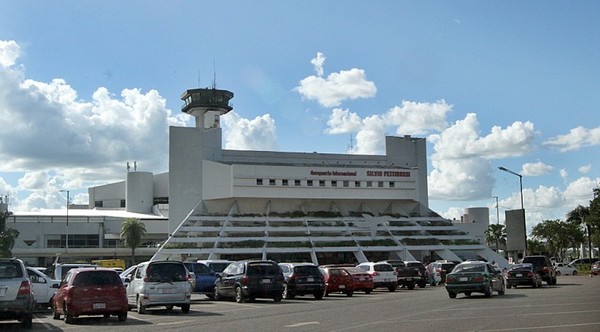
4,275 -> 600,332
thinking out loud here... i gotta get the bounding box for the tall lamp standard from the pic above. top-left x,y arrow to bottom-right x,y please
493,196 -> 500,224
59,190 -> 69,251
498,166 -> 526,256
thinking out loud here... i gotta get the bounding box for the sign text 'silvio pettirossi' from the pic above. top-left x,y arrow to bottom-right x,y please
309,170 -> 411,177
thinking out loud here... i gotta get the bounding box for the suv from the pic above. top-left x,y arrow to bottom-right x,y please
123,260 -> 192,313
0,258 -> 34,329
380,260 -> 420,290
279,263 -> 326,300
522,255 -> 557,285
214,260 -> 284,303
356,262 -> 397,291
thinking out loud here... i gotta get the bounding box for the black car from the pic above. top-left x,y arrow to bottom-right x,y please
405,261 -> 428,288
522,255 -> 557,285
278,263 -> 326,300
506,263 -> 543,288
214,260 -> 285,303
0,258 -> 34,329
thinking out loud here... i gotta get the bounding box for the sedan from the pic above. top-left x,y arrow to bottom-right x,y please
25,267 -> 60,308
445,261 -> 506,298
506,263 -> 542,288
52,268 -> 128,324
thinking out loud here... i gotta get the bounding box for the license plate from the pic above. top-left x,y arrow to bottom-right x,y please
459,277 -> 468,282
360,277 -> 365,281
158,287 -> 176,294
307,277 -> 314,282
93,303 -> 106,309
516,274 -> 522,277
339,285 -> 345,289
262,278 -> 271,284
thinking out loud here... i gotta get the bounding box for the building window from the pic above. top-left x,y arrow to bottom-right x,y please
389,181 -> 395,188
294,179 -> 301,186
269,179 -> 276,186
355,181 -> 361,187
378,181 -> 384,188
319,180 -> 326,187
256,179 -> 263,185
366,181 -> 372,187
94,201 -> 103,208
307,180 -> 313,187
120,199 -> 126,208
332,181 -> 337,187
282,179 -> 288,186
343,181 -> 349,187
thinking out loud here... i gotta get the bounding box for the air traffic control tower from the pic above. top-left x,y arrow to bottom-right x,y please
181,88 -> 234,129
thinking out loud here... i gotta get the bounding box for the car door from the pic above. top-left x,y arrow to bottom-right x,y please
125,265 -> 142,305
487,264 -> 502,291
218,262 -> 239,297
26,267 -> 58,305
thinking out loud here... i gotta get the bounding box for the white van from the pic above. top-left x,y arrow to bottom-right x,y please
122,260 -> 192,314
45,263 -> 97,281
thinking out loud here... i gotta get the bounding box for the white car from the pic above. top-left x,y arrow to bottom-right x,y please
554,262 -> 578,276
25,267 -> 60,308
356,262 -> 398,291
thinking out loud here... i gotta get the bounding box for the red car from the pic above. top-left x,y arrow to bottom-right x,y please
319,267 -> 355,297
321,265 -> 374,294
52,268 -> 128,324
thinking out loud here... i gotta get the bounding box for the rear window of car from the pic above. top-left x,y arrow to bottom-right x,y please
0,262 -> 23,278
185,263 -> 211,275
208,263 -> 231,273
510,264 -> 533,271
247,263 -> 281,276
374,264 -> 394,272
147,263 -> 188,282
293,265 -> 320,276
453,264 -> 485,273
73,271 -> 121,286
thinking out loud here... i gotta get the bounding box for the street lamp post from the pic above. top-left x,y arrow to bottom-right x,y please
498,166 -> 526,256
493,196 -> 500,224
60,190 -> 69,251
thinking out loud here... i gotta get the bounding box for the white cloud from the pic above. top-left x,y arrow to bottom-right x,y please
428,158 -> 494,200
325,108 -> 363,134
295,53 -> 377,107
563,177 -> 599,207
385,100 -> 451,135
310,52 -> 326,77
0,40 -> 20,67
521,162 -> 553,176
221,111 -> 278,151
439,207 -> 464,221
560,168 -> 568,182
543,126 -> 600,152
578,164 -> 591,174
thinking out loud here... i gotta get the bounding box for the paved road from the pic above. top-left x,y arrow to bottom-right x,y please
4,275 -> 600,331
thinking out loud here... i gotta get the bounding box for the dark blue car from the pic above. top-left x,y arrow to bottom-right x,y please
183,262 -> 218,298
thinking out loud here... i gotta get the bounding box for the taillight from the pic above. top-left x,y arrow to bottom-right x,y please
527,272 -> 534,277
446,276 -> 455,283
372,272 -> 380,277
187,273 -> 194,283
472,276 -> 484,282
18,280 -> 31,295
240,275 -> 249,286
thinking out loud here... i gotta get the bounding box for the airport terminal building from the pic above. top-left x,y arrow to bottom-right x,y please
5,87 -> 507,267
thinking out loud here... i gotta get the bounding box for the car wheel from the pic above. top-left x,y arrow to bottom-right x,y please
419,281 -> 426,288
388,285 -> 397,292
136,296 -> 146,314
273,294 -> 283,303
484,283 -> 492,298
165,305 -> 174,312
365,288 -> 372,294
498,282 -> 506,295
20,313 -> 33,329
64,307 -> 75,324
408,282 -> 415,290
283,284 -> 294,299
213,285 -> 222,301
181,304 -> 190,313
507,284 -> 512,289
572,270 -> 578,275
205,293 -> 215,300
118,311 -> 127,322
552,277 -> 557,285
345,290 -> 353,297
531,281 -> 537,288
465,291 -> 472,297
430,281 -> 437,286
52,302 -> 61,320
314,291 -> 324,300
448,292 -> 457,299
235,286 -> 246,303
556,271 -> 561,276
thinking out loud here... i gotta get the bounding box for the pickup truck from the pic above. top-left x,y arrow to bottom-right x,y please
379,260 -> 421,290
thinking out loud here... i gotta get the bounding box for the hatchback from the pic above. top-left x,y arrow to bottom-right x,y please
123,260 -> 192,313
51,267 -> 128,324
279,263 -> 326,300
214,260 -> 285,303
319,266 -> 355,297
356,262 -> 397,291
0,258 -> 34,329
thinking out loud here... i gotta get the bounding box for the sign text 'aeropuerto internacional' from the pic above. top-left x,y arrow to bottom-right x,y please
309,170 -> 410,177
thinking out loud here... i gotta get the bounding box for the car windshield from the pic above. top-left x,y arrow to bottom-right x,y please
146,263 -> 188,282
0,262 -> 23,278
293,265 -> 320,276
73,271 -> 122,286
453,264 -> 485,273
247,263 -> 281,276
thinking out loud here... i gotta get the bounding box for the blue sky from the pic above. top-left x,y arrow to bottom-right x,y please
0,1 -> 599,232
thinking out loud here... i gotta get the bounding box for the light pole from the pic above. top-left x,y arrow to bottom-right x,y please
498,166 -> 526,256
493,196 -> 500,224
60,190 -> 69,251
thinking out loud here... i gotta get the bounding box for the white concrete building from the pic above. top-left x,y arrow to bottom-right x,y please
4,86 -> 508,268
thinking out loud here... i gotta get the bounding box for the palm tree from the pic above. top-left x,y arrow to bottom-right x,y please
485,224 -> 506,252
0,210 -> 19,258
566,205 -> 591,258
120,218 -> 147,264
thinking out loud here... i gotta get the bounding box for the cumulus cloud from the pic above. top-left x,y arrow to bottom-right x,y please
543,126 -> 600,152
0,40 -> 20,67
521,162 -> 553,176
560,169 -> 569,182
563,176 -> 600,207
578,164 -> 591,174
295,53 -> 377,107
221,111 -> 278,151
325,108 -> 363,134
428,158 -> 494,200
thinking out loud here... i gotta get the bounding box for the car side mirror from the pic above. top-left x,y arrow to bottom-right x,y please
51,283 -> 60,289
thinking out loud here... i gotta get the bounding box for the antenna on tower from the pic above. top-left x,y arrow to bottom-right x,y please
347,134 -> 354,154
212,60 -> 217,89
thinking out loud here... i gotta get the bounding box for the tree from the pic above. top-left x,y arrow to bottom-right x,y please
567,205 -> 592,258
0,210 -> 19,258
120,218 -> 147,264
531,219 -> 583,260
485,224 -> 506,252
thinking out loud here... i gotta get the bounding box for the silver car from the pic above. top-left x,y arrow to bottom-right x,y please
0,258 -> 34,329
122,260 -> 191,314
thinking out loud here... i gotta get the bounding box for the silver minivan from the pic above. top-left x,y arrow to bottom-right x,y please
122,260 -> 191,314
